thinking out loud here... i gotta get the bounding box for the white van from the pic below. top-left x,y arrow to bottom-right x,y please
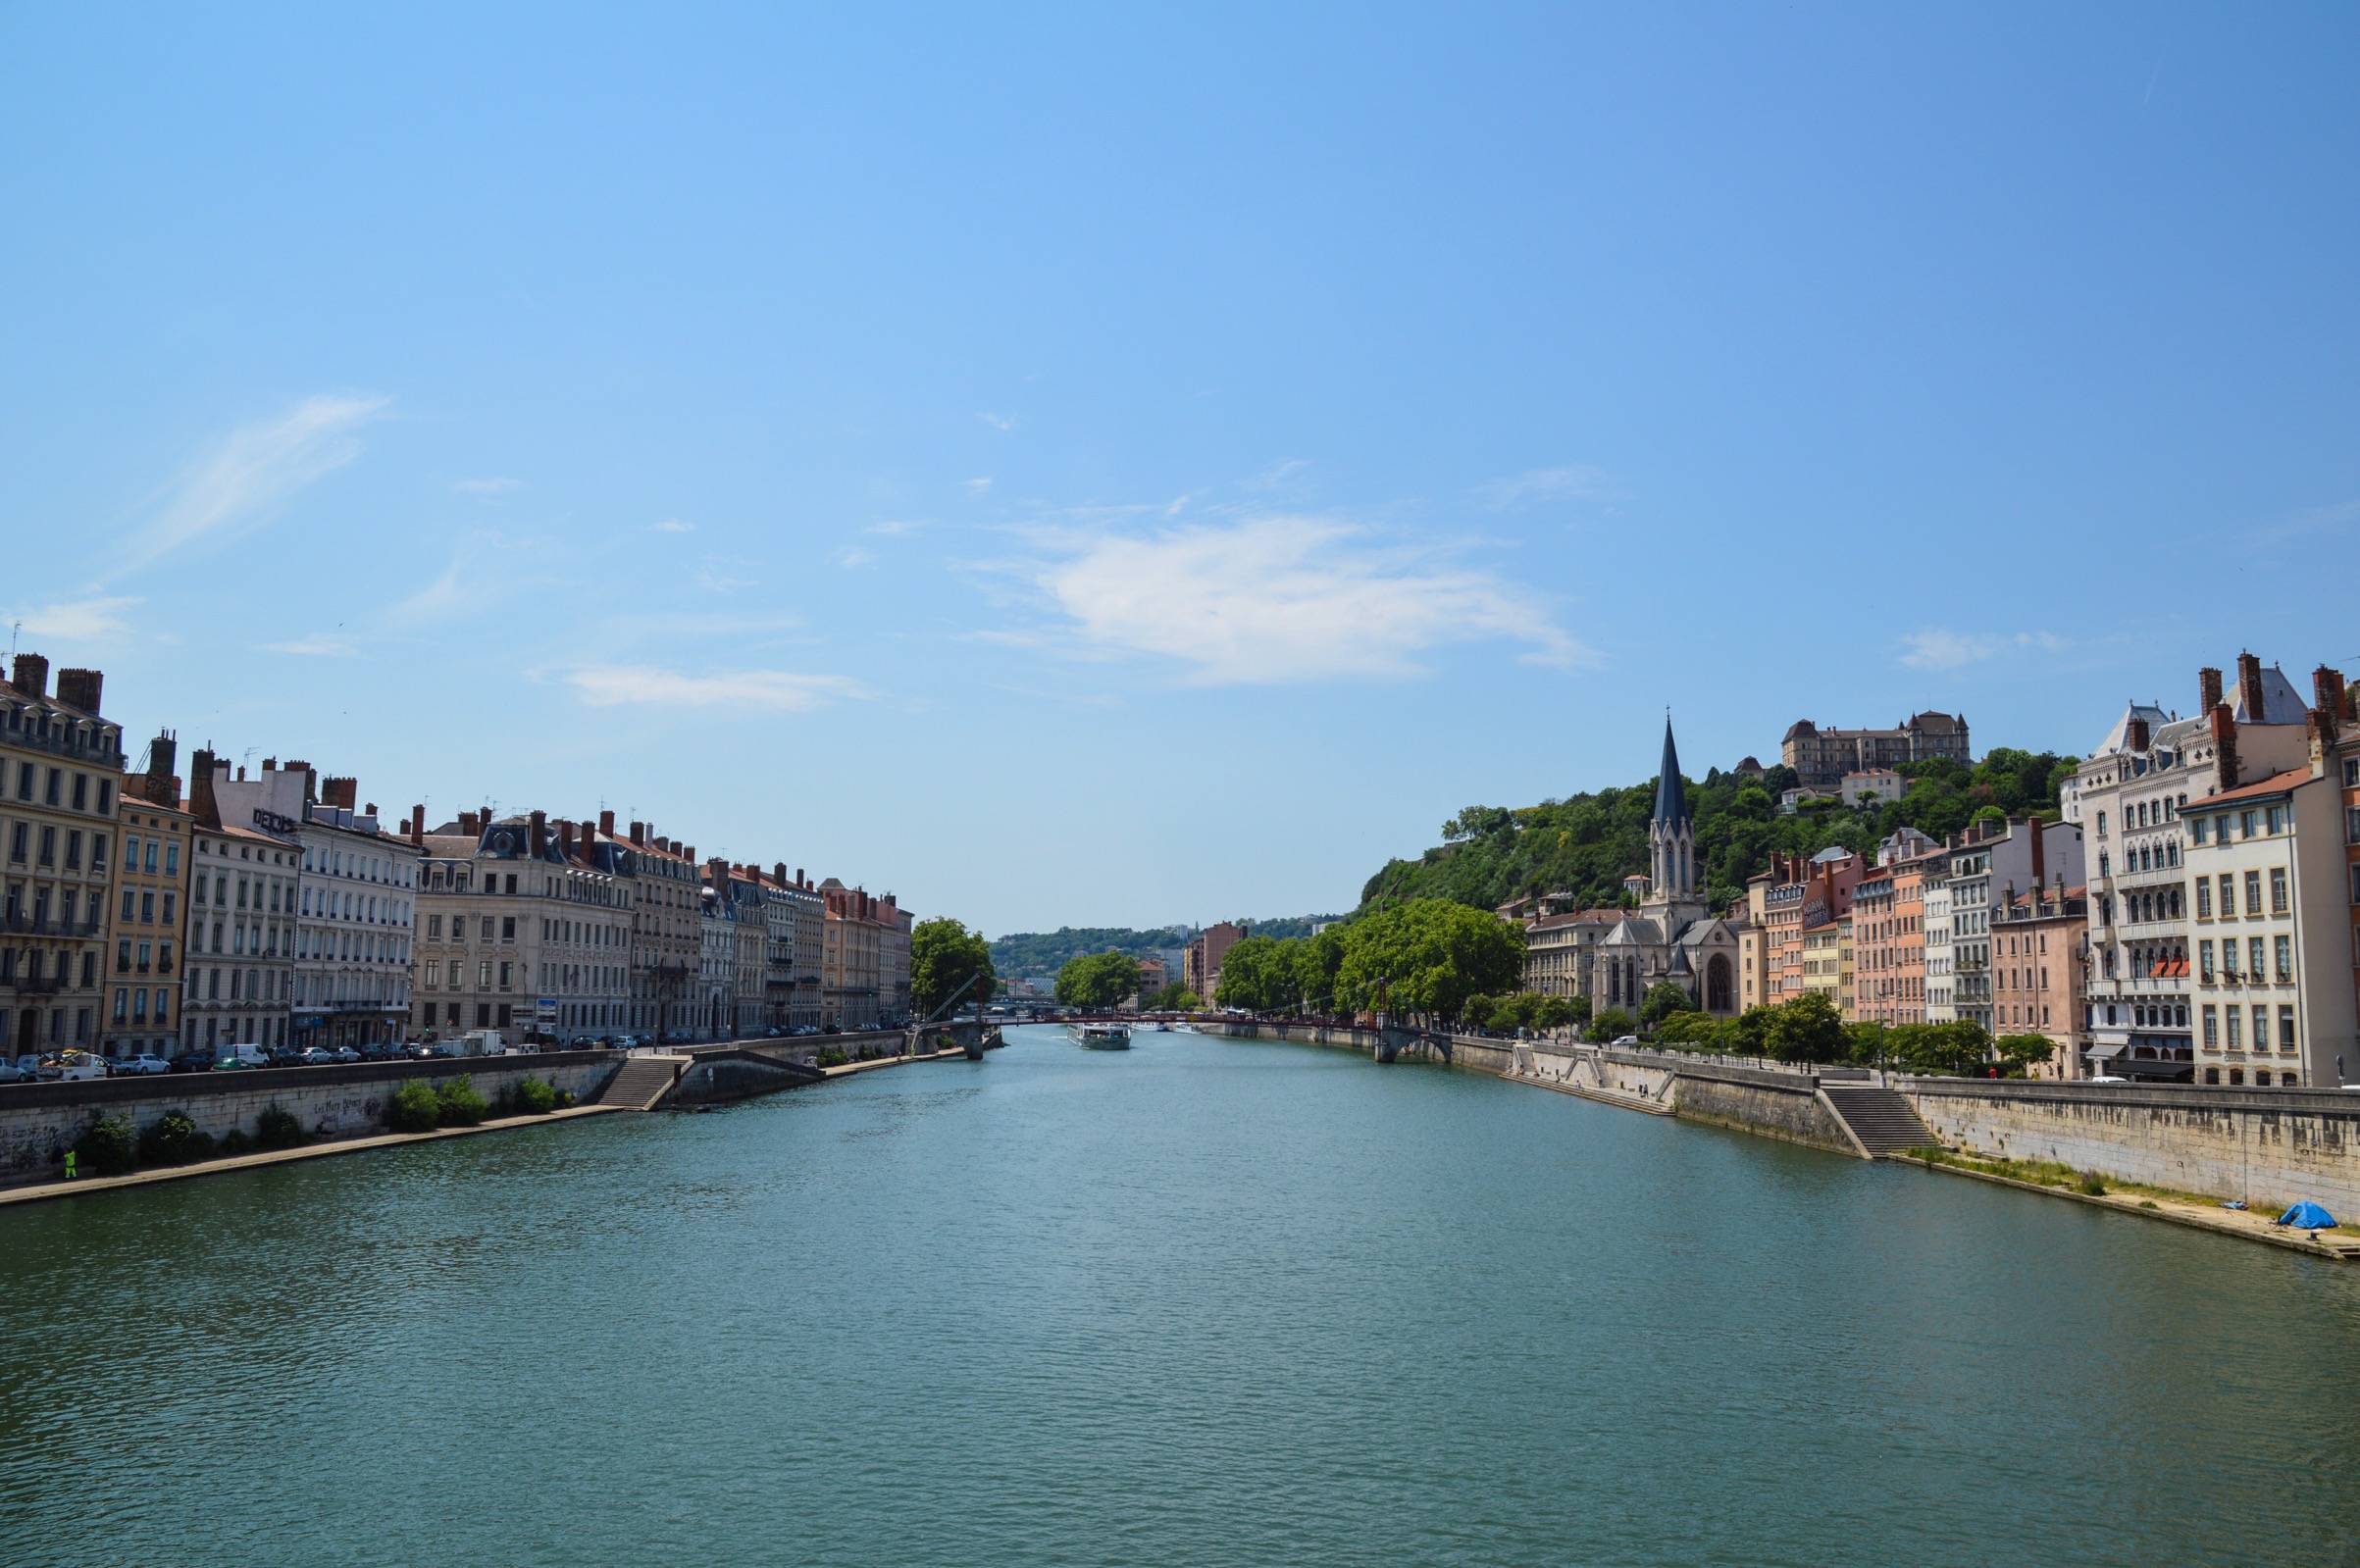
457,1030 -> 508,1057
218,1043 -> 270,1070
53,1049 -> 108,1082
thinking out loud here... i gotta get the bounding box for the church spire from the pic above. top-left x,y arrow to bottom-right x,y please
1652,716 -> 1689,829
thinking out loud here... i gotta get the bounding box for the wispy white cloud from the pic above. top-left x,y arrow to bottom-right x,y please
977,413 -> 1018,432
653,518 -> 695,533
452,477 -> 519,495
1898,628 -> 2066,671
259,634 -> 358,658
694,556 -> 759,591
835,546 -> 877,569
0,596 -> 143,640
1479,466 -> 1610,509
123,393 -> 389,572
963,477 -> 993,494
565,666 -> 869,713
863,519 -> 922,536
1024,516 -> 1587,684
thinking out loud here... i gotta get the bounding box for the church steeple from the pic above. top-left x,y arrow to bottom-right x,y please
1652,718 -> 1689,829
1648,716 -> 1697,902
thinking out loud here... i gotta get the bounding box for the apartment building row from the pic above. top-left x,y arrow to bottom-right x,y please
1502,651 -> 2360,1087
0,653 -> 914,1060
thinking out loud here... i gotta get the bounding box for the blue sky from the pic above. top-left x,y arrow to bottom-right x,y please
3,5 -> 2355,936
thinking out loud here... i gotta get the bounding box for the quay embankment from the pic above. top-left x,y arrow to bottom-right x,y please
0,1028 -> 944,1203
1202,1019 -> 2360,1257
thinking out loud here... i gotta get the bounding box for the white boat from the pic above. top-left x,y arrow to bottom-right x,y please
1067,1022 -> 1132,1050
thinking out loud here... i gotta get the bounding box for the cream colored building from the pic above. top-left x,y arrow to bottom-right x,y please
106,735 -> 190,1059
0,653 -> 122,1057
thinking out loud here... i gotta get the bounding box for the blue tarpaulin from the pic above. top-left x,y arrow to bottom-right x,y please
2276,1201 -> 2336,1229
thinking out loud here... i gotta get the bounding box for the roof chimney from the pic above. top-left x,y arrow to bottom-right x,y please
2126,716 -> 2150,753
796,868 -> 805,887
599,809 -> 615,837
2314,666 -> 2346,726
559,821 -> 576,857
2210,704 -> 2239,791
2237,651 -> 2266,722
189,747 -> 222,830
629,821 -> 645,845
9,652 -> 47,699
54,668 -> 102,714
529,810 -> 547,855
322,776 -> 357,810
2199,666 -> 2223,716
409,806 -> 425,846
143,732 -> 179,807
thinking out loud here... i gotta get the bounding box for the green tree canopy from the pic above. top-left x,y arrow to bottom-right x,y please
1055,950 -> 1142,1010
1763,990 -> 1848,1065
1638,981 -> 1692,1029
1213,936 -> 1303,1013
910,917 -> 996,1019
1331,898 -> 1526,1024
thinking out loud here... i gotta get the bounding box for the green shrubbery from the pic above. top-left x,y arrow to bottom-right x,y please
386,1080 -> 442,1132
816,1048 -> 849,1068
435,1076 -> 488,1127
74,1114 -> 138,1176
254,1104 -> 309,1149
498,1077 -> 562,1115
136,1112 -> 216,1166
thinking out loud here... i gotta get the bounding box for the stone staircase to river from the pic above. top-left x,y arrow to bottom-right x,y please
596,1055 -> 686,1111
1820,1083 -> 1942,1159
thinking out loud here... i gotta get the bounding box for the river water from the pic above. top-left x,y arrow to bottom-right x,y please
4,1025 -> 2358,1566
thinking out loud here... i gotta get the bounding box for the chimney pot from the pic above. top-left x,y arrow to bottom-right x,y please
529,809 -> 547,855
629,821 -> 645,845
600,809 -> 615,836
9,652 -> 49,699
54,667 -> 102,714
2199,666 -> 2223,715
189,747 -> 222,830
2237,651 -> 2266,722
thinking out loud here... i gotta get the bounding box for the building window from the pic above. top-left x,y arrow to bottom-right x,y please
2279,1005 -> 2297,1051
2191,817 -> 2208,845
2242,871 -> 2261,915
2227,1007 -> 2242,1050
2275,935 -> 2291,982
2250,936 -> 2267,982
2196,880 -> 2212,918
2199,939 -> 2215,983
2270,867 -> 2288,914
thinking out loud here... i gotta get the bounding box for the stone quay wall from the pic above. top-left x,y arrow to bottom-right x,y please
0,1052 -> 624,1186
1200,1022 -> 2360,1208
1902,1079 -> 2360,1214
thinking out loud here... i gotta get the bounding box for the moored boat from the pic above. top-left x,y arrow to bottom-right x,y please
1067,1021 -> 1132,1050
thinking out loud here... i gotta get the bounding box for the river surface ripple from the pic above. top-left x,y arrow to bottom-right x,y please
3,1025 -> 2358,1566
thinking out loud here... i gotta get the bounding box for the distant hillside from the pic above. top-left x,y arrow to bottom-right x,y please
990,915 -> 1345,978
1357,750 -> 2073,918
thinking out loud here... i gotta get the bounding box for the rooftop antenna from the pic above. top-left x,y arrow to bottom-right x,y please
8,621 -> 19,660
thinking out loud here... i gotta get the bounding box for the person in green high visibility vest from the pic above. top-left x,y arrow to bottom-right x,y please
63,1149 -> 77,1180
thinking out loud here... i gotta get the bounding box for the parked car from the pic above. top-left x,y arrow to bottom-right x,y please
13,1054 -> 46,1081
215,1043 -> 269,1070
52,1050 -> 108,1083
0,1059 -> 28,1085
169,1049 -> 216,1074
296,1046 -> 336,1066
401,1043 -> 437,1061
111,1053 -> 172,1077
333,1045 -> 362,1064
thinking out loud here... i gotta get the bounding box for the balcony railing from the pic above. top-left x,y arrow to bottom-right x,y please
0,915 -> 104,937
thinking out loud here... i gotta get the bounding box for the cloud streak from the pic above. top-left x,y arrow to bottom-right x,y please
1026,516 -> 1587,683
0,596 -> 144,641
564,666 -> 869,713
1898,628 -> 2066,671
123,394 -> 389,572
